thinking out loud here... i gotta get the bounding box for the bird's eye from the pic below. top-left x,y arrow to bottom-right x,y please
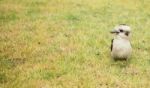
119,29 -> 123,32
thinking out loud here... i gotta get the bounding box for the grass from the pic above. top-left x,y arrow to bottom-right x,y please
0,0 -> 150,88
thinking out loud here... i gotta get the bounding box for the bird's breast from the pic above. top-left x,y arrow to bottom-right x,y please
112,39 -> 132,58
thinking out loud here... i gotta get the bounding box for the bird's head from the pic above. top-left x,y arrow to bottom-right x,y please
110,24 -> 131,38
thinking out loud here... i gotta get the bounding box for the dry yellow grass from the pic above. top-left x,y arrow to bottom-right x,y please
0,0 -> 150,88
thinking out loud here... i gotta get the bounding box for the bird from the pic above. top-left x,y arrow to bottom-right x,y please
110,24 -> 132,61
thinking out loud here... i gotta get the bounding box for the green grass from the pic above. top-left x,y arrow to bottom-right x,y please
0,0 -> 150,88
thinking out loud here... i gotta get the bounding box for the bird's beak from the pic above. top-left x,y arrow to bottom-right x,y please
110,30 -> 119,34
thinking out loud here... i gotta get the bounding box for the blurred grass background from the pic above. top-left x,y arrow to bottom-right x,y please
0,0 -> 150,88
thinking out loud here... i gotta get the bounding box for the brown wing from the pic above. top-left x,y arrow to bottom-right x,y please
111,39 -> 114,51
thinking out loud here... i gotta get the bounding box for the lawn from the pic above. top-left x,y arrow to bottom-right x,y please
0,0 -> 150,88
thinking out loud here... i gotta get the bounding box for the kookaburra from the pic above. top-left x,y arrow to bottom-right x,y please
110,24 -> 132,61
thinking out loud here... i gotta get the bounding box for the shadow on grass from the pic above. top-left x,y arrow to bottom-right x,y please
110,58 -> 131,68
